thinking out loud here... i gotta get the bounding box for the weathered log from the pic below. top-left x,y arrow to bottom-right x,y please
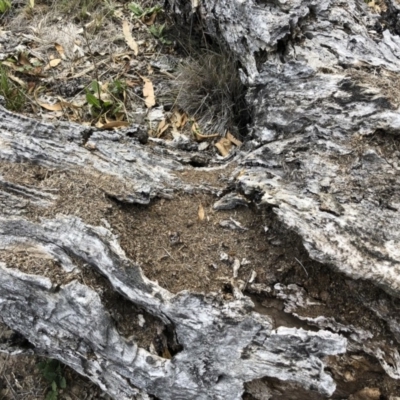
2,0 -> 400,398
0,104 -> 346,397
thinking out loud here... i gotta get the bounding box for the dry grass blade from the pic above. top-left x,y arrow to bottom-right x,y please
168,50 -> 248,136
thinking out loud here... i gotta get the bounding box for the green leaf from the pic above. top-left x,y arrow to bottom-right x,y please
109,79 -> 125,96
149,24 -> 159,37
86,91 -> 101,109
0,0 -> 11,13
160,37 -> 172,45
143,5 -> 162,16
128,2 -> 144,16
102,100 -> 113,108
45,390 -> 58,400
60,377 -> 67,389
51,381 -> 57,392
38,361 -> 58,383
149,24 -> 168,40
90,80 -> 100,94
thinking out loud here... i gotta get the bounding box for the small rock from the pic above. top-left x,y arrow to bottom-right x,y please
138,314 -> 145,327
220,252 -> 229,262
169,231 -> 181,245
84,141 -> 97,151
198,142 -> 210,151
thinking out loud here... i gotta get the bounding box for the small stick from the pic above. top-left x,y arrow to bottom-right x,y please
295,257 -> 308,276
2,373 -> 18,400
161,247 -> 176,262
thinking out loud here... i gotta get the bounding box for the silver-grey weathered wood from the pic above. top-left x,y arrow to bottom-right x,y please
2,0 -> 400,398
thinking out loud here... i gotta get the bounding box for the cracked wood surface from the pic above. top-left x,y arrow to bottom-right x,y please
2,0 -> 400,398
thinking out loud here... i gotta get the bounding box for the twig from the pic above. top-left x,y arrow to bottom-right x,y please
2,372 -> 19,400
0,353 -> 9,376
157,70 -> 176,79
295,257 -> 308,276
161,247 -> 176,262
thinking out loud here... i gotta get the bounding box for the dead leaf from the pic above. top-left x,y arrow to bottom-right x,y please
215,138 -> 233,157
112,52 -> 131,62
1,61 -> 17,70
27,81 -> 36,94
37,102 -> 64,111
3,60 -> 44,77
18,53 -> 30,66
143,12 -> 157,26
34,88 -> 80,111
198,204 -> 205,221
44,59 -> 61,71
122,20 -> 139,56
156,119 -> 170,137
367,0 -> 381,12
8,74 -> 26,88
171,109 -> 187,129
39,98 -> 81,111
55,43 -> 65,59
141,76 -> 155,108
125,79 -> 140,87
99,121 -> 130,130
191,121 -> 219,141
226,131 -> 242,147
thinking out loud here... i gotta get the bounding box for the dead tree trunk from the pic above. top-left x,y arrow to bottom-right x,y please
2,0 -> 400,398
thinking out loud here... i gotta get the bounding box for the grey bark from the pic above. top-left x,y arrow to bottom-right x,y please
1,0 -> 400,398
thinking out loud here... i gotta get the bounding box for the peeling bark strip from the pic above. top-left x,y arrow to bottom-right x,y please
1,0 -> 400,398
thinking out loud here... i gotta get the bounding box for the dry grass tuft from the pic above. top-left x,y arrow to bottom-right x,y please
170,49 -> 249,136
